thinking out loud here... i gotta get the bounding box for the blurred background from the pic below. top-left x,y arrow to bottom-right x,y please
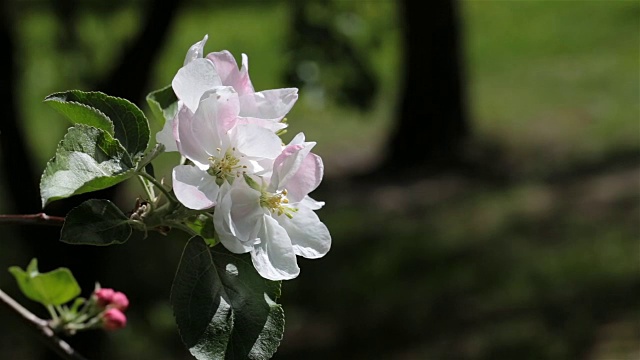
0,0 -> 638,359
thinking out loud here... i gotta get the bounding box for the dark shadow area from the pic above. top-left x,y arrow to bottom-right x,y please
0,1 -> 638,360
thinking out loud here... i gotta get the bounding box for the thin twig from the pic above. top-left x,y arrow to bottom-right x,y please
0,213 -> 65,227
0,288 -> 88,360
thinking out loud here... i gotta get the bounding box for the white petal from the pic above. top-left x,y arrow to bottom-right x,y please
175,106 -> 209,168
183,34 -> 208,65
172,165 -> 219,210
276,206 -> 330,259
226,183 -> 264,242
301,195 -> 325,210
191,88 -> 239,155
218,231 -> 254,254
251,216 -> 300,281
230,124 -> 283,160
155,117 -> 178,152
213,184 -> 255,254
172,58 -> 222,111
235,116 -> 288,133
238,88 -> 298,121
206,51 -> 254,96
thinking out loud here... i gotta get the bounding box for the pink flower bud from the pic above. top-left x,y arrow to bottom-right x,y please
102,308 -> 127,331
94,288 -> 115,307
111,292 -> 129,311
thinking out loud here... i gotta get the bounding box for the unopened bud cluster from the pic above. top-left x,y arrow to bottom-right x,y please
50,284 -> 130,334
93,287 -> 129,330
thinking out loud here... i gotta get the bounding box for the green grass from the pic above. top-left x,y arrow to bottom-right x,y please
463,0 -> 639,172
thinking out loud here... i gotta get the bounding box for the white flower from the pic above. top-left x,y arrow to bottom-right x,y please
213,133 -> 331,280
171,87 -> 283,210
157,35 -> 298,151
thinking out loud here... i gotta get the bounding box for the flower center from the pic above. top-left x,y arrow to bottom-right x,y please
260,189 -> 297,218
206,148 -> 246,185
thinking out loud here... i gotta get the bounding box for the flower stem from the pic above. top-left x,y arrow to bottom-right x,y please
46,305 -> 59,322
135,171 -> 178,204
136,174 -> 156,205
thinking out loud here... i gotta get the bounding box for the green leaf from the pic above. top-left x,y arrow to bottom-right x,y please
44,95 -> 115,135
171,238 -> 284,360
8,258 -> 81,306
40,124 -> 135,207
45,90 -> 150,157
60,199 -> 132,245
146,85 -> 178,127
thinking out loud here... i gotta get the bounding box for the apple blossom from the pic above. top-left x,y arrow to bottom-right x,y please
157,35 -> 298,151
94,288 -> 115,307
171,87 -> 283,210
213,133 -> 331,281
110,292 -> 129,311
102,308 -> 127,331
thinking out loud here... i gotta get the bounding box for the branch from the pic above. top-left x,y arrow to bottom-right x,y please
0,213 -> 65,227
0,288 -> 87,360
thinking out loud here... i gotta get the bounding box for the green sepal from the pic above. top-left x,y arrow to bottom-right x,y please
243,173 -> 262,192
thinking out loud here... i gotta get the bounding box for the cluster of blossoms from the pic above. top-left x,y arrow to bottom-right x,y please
157,35 -> 331,281
93,287 -> 129,331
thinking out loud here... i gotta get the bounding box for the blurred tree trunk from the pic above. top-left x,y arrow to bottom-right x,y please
96,0 -> 181,104
0,0 -> 40,214
379,0 -> 468,174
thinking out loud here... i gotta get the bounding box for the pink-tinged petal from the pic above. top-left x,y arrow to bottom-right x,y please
239,53 -> 252,95
269,144 -> 303,192
251,216 -> 300,281
238,88 -> 298,121
156,117 -> 178,152
183,35 -> 208,65
230,124 -> 283,160
227,183 -> 264,242
172,165 -> 219,210
275,206 -> 330,259
172,58 -> 221,111
282,152 -> 324,203
191,88 -> 239,154
175,106 -> 209,168
288,132 -> 306,146
269,140 -> 315,192
206,51 -> 254,96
